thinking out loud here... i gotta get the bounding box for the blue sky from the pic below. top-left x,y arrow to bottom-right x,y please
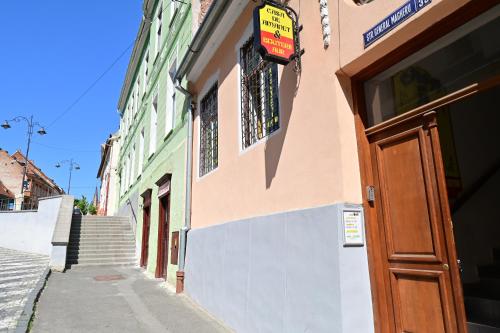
0,1 -> 142,200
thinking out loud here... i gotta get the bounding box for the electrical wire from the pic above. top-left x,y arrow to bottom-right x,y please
46,1 -> 180,129
32,141 -> 100,153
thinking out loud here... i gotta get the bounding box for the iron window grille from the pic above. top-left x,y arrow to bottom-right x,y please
199,83 -> 219,177
240,36 -> 280,149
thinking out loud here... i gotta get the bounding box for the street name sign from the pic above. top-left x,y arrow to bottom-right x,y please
363,0 -> 432,48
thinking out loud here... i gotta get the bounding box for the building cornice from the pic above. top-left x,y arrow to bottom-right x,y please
176,0 -> 244,81
117,0 -> 157,114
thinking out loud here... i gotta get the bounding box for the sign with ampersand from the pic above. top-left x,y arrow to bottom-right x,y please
253,2 -> 296,65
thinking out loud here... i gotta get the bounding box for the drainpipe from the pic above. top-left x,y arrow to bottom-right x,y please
175,81 -> 193,293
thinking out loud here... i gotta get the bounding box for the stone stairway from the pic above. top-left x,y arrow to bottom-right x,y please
465,247 -> 500,332
66,215 -> 137,268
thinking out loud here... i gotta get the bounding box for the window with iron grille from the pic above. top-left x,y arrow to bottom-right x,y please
240,36 -> 280,149
199,83 -> 218,177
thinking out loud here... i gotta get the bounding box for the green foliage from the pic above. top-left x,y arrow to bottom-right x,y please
75,195 -> 89,215
88,203 -> 97,215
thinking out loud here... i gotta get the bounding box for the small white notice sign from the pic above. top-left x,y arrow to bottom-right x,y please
343,210 -> 364,246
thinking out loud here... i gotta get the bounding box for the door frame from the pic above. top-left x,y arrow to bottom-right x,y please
140,189 -> 152,268
350,2 -> 499,332
155,174 -> 171,280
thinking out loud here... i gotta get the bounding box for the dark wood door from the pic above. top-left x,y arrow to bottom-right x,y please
368,111 -> 466,333
156,194 -> 170,280
141,205 -> 150,268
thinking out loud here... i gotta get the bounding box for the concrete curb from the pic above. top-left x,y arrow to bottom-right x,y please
14,267 -> 51,333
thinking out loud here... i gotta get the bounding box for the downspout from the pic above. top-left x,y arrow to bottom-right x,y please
175,80 -> 193,293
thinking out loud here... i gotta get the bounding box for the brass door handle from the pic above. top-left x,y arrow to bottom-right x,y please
443,264 -> 449,271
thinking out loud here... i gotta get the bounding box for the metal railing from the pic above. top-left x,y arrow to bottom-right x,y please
0,197 -> 39,211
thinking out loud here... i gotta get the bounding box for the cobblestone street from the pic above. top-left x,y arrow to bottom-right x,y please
0,247 -> 49,332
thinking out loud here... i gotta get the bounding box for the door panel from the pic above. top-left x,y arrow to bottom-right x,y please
156,194 -> 170,280
141,206 -> 150,268
391,269 -> 451,333
369,112 -> 464,332
375,128 -> 442,262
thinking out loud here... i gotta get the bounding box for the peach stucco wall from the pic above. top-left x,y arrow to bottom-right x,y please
189,0 -> 480,229
190,2 -> 363,229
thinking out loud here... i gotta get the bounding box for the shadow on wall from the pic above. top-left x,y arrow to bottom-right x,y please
265,65 -> 300,189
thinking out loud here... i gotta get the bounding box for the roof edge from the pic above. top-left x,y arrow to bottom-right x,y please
117,0 -> 157,113
176,0 -> 231,82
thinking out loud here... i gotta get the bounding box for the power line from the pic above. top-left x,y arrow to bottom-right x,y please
32,141 -> 100,153
46,41 -> 134,129
46,2 -> 179,129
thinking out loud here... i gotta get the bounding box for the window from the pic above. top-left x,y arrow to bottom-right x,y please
364,16 -> 500,127
130,144 -> 136,185
120,169 -> 125,196
143,52 -> 149,96
166,59 -> 177,135
165,78 -> 174,136
126,154 -> 131,189
240,37 -> 280,149
199,83 -> 218,176
150,95 -> 158,156
170,0 -> 179,22
138,129 -> 144,177
156,5 -> 163,57
134,83 -> 139,116
131,93 -> 136,119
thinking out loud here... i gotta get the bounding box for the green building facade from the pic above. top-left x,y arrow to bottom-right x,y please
115,0 -> 192,287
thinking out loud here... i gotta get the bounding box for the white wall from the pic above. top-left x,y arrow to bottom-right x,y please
0,196 -> 63,255
185,203 -> 374,333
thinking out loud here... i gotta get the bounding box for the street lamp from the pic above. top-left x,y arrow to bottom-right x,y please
2,116 -> 47,196
55,159 -> 80,194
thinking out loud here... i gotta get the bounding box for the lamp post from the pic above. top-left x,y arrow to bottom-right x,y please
1,116 -> 47,196
55,159 -> 80,195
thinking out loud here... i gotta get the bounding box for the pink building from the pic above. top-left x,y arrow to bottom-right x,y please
96,133 -> 120,216
175,1 -> 500,332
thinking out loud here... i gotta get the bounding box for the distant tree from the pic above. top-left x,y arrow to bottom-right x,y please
77,196 -> 89,215
88,203 -> 97,215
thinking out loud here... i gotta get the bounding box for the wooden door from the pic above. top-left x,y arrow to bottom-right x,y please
156,194 -> 170,279
368,111 -> 466,333
141,205 -> 150,268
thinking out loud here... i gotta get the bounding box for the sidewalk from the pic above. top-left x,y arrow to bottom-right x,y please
31,266 -> 230,333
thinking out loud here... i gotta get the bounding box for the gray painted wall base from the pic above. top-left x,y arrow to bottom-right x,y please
184,203 -> 374,333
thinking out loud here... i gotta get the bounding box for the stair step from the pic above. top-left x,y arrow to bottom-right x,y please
70,234 -> 135,240
72,217 -> 129,221
68,241 -> 135,246
67,262 -> 136,268
70,232 -> 134,237
67,248 -> 135,254
67,248 -> 135,255
468,322 -> 500,333
71,222 -> 130,226
71,226 -> 131,230
70,241 -> 135,246
479,264 -> 500,279
66,257 -> 136,265
494,249 -> 500,262
464,279 -> 500,300
465,297 -> 500,328
67,253 -> 136,260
